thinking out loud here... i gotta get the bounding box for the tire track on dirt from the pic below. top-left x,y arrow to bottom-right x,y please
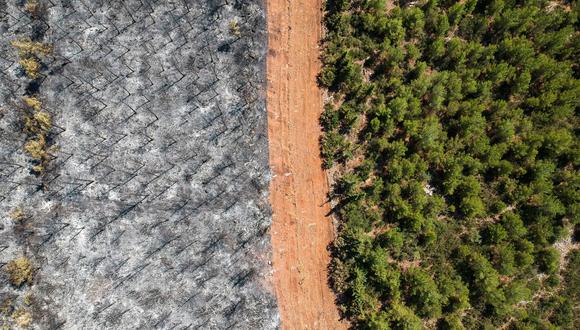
267,0 -> 347,328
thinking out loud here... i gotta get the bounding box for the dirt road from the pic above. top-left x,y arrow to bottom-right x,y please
267,0 -> 347,329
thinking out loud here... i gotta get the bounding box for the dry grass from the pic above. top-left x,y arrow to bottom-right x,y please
554,225 -> 579,271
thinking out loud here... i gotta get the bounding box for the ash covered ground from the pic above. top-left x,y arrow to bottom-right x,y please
0,0 -> 279,329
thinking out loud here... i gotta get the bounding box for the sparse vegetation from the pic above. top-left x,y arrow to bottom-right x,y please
321,0 -> 579,328
5,257 -> 33,287
11,14 -> 54,176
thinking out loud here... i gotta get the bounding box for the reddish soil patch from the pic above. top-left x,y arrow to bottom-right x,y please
267,0 -> 348,329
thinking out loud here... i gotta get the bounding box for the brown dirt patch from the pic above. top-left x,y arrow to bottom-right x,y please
267,0 -> 348,329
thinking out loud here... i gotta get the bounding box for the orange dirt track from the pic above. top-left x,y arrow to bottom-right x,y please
267,0 -> 348,329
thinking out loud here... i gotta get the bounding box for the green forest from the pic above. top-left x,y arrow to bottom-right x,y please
319,0 -> 579,328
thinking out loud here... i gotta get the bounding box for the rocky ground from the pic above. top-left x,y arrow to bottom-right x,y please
0,0 -> 278,329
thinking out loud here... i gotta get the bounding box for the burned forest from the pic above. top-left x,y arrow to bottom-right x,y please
0,0 -> 279,329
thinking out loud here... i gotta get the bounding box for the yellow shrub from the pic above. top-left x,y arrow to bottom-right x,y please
5,257 -> 33,287
12,308 -> 32,328
24,0 -> 39,16
23,96 -> 41,111
9,208 -> 25,222
11,39 -> 51,57
23,112 -> 51,135
24,136 -> 46,161
18,58 -> 40,79
0,298 -> 12,316
32,165 -> 44,173
229,20 -> 241,37
23,116 -> 37,134
23,293 -> 33,306
33,111 -> 51,132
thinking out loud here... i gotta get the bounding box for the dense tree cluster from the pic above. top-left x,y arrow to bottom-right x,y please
320,0 -> 579,328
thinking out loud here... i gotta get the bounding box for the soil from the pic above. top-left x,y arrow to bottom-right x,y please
267,0 -> 348,329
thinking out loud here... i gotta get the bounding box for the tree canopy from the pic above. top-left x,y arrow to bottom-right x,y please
321,0 -> 579,328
